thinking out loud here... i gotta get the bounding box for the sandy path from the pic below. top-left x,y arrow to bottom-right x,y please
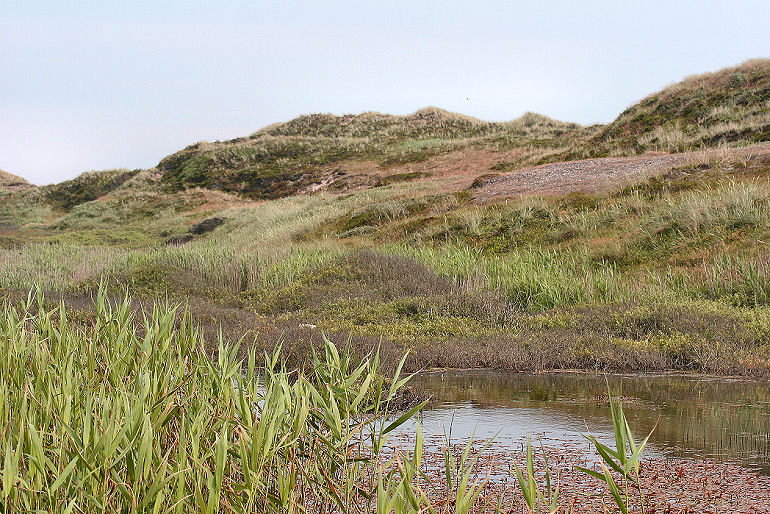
474,144 -> 770,202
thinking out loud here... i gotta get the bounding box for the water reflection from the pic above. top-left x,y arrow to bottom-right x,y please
402,371 -> 770,473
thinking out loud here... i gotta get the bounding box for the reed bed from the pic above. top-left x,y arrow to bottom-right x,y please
0,289 -> 432,512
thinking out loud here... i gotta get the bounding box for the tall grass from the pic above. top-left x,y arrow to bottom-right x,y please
5,237 -> 769,314
0,243 -> 339,293
395,242 -> 770,310
701,253 -> 770,306
646,181 -> 768,237
388,244 -> 631,310
129,244 -> 338,292
0,288 -> 428,512
0,244 -> 129,292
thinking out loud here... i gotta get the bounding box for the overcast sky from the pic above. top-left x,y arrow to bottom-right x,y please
3,1 -> 769,185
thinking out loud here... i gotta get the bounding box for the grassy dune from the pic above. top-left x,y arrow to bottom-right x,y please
2,150 -> 769,377
155,60 -> 770,197
596,59 -> 770,154
1,60 -> 770,378
156,109 -> 586,199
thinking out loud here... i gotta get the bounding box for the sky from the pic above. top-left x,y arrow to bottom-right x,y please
2,1 -> 770,185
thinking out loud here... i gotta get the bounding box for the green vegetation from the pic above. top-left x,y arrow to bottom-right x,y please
512,438 -> 560,514
576,389 -> 656,514
0,289 -> 428,512
594,59 -> 770,155
43,168 -> 141,210
3,289 -> 676,512
1,60 -> 770,380
2,147 -> 770,377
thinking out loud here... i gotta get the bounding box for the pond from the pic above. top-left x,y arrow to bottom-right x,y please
395,371 -> 770,473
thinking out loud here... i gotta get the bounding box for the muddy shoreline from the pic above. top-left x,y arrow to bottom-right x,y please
385,436 -> 770,512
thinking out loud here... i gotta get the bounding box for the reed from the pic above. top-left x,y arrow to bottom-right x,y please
0,287 -> 425,512
576,388 -> 656,514
511,437 -> 559,514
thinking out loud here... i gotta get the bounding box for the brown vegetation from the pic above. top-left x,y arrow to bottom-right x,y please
399,440 -> 770,512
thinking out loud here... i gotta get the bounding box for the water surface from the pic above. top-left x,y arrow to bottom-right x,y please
399,371 -> 770,473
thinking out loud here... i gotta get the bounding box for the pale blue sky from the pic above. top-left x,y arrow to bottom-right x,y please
3,1 -> 769,185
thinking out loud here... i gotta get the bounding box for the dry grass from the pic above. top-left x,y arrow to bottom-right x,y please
0,168 -> 34,190
643,180 -> 769,237
157,108 -> 591,198
596,58 -> 770,154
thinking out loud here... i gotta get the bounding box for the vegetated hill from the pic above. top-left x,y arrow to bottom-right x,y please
42,168 -> 140,210
155,60 -> 770,200
0,169 -> 35,192
591,58 -> 770,155
0,170 -> 48,246
157,108 -> 588,199
8,59 -> 770,210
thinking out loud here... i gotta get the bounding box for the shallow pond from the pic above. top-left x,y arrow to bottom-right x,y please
397,371 -> 770,473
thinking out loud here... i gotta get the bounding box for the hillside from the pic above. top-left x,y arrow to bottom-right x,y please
0,168 -> 35,192
2,60 -> 770,380
148,60 -> 768,201
2,60 -> 770,249
0,169 -> 44,245
41,168 -> 140,210
4,60 -> 766,211
156,108 -> 588,199
592,58 -> 770,155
